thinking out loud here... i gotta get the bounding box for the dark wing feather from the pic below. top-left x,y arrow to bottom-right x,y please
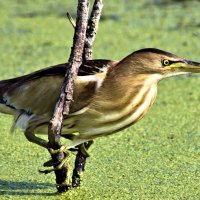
0,59 -> 117,116
0,59 -> 116,90
0,59 -> 116,88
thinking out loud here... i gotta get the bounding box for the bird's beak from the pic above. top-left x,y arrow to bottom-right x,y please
179,59 -> 200,73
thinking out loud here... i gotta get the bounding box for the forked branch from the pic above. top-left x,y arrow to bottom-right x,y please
47,0 -> 90,192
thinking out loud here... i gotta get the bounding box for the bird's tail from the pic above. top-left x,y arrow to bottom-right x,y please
0,80 -> 8,102
0,79 -> 15,115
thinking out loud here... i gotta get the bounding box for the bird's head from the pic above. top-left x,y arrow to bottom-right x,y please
119,48 -> 200,77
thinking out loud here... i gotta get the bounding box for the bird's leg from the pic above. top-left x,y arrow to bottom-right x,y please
72,140 -> 93,187
24,129 -> 48,148
25,129 -> 71,180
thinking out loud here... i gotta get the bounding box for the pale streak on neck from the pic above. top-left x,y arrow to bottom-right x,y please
86,84 -> 157,136
96,74 -> 163,122
78,74 -> 163,136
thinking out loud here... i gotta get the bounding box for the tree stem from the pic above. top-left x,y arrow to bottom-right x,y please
47,0 -> 90,192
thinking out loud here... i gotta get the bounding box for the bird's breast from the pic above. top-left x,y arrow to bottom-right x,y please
75,76 -> 160,138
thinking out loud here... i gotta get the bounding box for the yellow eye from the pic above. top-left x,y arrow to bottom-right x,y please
162,59 -> 170,66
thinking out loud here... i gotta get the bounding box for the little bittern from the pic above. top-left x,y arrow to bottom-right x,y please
1,48 -> 200,185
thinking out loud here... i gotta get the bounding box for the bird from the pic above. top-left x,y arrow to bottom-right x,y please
1,48 -> 200,185
1,48 -> 200,148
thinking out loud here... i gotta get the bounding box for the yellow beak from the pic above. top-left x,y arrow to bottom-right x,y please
166,59 -> 200,73
180,59 -> 200,72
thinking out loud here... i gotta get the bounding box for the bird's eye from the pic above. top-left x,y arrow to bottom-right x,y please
162,59 -> 170,66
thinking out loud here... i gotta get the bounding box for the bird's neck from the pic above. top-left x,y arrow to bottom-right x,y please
91,72 -> 163,111
79,72 -> 163,136
68,71 -> 163,140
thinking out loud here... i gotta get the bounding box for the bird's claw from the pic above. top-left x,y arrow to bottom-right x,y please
39,155 -> 70,174
39,168 -> 55,174
39,145 -> 71,174
43,159 -> 60,167
48,145 -> 69,155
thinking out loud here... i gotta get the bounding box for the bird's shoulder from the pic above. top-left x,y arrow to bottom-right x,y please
3,59 -> 117,87
0,59 -> 117,116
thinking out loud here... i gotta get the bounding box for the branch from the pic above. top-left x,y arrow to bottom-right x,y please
66,12 -> 76,29
83,0 -> 103,60
47,0 -> 90,192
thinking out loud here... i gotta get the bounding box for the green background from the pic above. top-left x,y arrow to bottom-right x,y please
0,0 -> 200,199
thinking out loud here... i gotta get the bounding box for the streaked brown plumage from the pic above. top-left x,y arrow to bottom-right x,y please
0,48 -> 200,149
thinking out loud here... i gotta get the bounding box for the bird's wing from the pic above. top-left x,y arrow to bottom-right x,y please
0,59 -> 117,117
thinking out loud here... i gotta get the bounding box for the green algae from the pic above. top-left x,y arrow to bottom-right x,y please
0,0 -> 200,199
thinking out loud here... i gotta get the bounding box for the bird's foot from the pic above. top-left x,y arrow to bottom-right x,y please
39,145 -> 71,174
48,145 -> 69,155
39,156 -> 69,174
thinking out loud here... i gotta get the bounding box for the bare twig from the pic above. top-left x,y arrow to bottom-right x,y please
66,12 -> 76,28
71,0 -> 103,187
47,0 -> 90,192
83,0 -> 103,60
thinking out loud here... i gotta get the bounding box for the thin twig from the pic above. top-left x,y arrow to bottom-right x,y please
66,12 -> 76,29
83,0 -> 103,60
